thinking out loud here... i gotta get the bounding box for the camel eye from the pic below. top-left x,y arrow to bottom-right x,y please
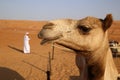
78,25 -> 91,33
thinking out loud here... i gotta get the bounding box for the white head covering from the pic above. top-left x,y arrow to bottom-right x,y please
26,32 -> 29,35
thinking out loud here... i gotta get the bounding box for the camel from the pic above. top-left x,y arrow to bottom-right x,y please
38,14 -> 119,80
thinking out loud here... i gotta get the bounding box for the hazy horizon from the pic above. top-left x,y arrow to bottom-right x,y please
0,0 -> 120,21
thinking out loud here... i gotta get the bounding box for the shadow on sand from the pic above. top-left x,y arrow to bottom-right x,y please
22,60 -> 52,80
30,51 -> 48,59
8,45 -> 23,53
22,60 -> 46,73
0,67 -> 25,80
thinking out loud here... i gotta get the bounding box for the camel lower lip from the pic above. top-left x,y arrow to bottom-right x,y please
40,36 -> 62,45
40,39 -> 50,45
40,38 -> 56,45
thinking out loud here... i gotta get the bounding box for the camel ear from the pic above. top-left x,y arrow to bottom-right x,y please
103,14 -> 113,31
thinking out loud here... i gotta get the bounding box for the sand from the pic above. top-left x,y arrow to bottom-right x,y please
0,20 -> 120,80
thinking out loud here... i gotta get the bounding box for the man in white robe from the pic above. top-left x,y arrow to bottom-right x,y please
23,32 -> 30,54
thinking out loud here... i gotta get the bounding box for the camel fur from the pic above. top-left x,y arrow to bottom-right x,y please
38,14 -> 119,80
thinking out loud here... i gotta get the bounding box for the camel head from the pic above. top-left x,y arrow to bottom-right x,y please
38,14 -> 113,53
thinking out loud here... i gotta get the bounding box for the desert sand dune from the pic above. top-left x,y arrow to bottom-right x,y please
0,20 -> 120,80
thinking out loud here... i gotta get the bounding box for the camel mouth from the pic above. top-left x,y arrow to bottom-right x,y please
40,36 -> 62,45
41,39 -> 49,45
40,38 -> 75,52
40,38 -> 76,52
40,38 -> 90,54
40,38 -> 53,45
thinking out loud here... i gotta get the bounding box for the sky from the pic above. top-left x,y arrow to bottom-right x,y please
0,0 -> 120,21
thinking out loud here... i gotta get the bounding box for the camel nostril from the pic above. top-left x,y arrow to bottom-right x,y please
43,25 -> 53,29
43,23 -> 54,29
38,33 -> 42,39
38,34 -> 40,38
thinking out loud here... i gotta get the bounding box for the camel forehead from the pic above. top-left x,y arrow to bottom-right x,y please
49,17 -> 102,28
78,16 -> 102,28
82,16 -> 101,22
50,19 -> 77,26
